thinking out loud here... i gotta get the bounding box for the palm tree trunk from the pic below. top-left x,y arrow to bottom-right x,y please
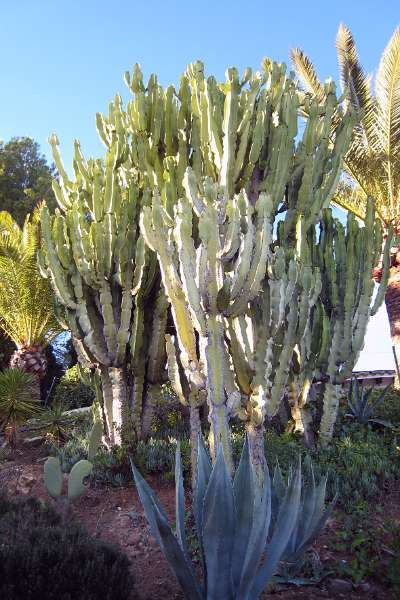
385,270 -> 400,388
9,343 -> 45,402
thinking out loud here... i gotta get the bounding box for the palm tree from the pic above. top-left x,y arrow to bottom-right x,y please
0,209 -> 62,396
291,24 -> 400,375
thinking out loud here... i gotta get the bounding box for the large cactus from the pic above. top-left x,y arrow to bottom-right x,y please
140,59 -> 355,469
39,133 -> 167,445
290,200 -> 391,447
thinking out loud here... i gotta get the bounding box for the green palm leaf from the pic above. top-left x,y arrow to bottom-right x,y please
0,210 -> 62,348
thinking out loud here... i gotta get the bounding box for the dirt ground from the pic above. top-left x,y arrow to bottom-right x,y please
0,442 -> 398,600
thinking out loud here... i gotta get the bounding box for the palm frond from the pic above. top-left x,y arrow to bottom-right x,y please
332,177 -> 368,219
336,24 -> 372,113
0,211 -> 62,347
290,48 -> 326,103
374,26 -> 400,212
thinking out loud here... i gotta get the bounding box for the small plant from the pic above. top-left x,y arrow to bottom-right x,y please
346,378 -> 392,427
38,400 -> 71,446
43,420 -> 102,502
384,519 -> 400,594
132,437 -> 311,600
0,491 -> 136,599
272,460 -> 336,582
0,368 -> 42,447
331,510 -> 379,584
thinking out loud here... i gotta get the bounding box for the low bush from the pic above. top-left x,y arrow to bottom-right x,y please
0,492 -> 136,600
52,365 -> 94,410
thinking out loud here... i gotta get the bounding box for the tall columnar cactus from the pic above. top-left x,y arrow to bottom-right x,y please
139,59 -> 354,469
39,134 -> 167,445
141,173 -> 274,470
291,200 -> 391,447
226,243 -> 321,474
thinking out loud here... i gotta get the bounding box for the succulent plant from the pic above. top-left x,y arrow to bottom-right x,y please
346,378 -> 392,427
271,461 -> 336,579
43,420 -> 103,501
132,437 -> 306,599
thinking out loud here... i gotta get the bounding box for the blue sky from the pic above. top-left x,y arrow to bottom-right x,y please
0,0 -> 398,370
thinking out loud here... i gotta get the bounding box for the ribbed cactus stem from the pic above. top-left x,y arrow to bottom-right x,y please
109,367 -> 130,446
189,404 -> 201,490
319,383 -> 341,448
100,368 -> 114,446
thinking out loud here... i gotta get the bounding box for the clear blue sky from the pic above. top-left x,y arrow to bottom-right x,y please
1,0 -> 398,370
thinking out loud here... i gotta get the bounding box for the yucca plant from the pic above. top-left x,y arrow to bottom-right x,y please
0,210 -> 61,396
271,461 -> 336,582
291,25 -> 400,381
346,378 -> 392,426
132,437 -> 307,600
0,368 -> 42,447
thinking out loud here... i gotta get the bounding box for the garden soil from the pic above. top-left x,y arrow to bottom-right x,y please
0,443 -> 397,600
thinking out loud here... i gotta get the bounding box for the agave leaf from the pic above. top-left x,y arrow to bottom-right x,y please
202,446 -> 235,600
237,464 -> 272,599
251,458 -> 302,598
369,383 -> 391,414
368,418 -> 394,428
232,436 -> 255,587
271,462 -> 285,528
68,459 -> 93,500
287,465 -> 316,558
43,456 -> 63,498
131,461 -> 203,600
359,384 -> 373,416
193,434 -> 212,565
175,442 -> 188,555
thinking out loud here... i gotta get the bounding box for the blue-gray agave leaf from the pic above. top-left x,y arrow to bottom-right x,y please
251,458 -> 302,598
131,460 -> 203,600
232,436 -> 256,587
175,442 -> 188,555
237,463 -> 271,600
202,446 -> 236,600
193,434 -> 212,565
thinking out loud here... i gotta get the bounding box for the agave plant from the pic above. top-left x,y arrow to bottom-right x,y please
271,461 -> 336,582
0,368 -> 42,447
132,437 -> 306,600
346,378 -> 392,427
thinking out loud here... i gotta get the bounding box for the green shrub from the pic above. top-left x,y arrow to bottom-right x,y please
0,492 -> 136,600
150,383 -> 189,439
385,520 -> 400,594
52,365 -> 94,410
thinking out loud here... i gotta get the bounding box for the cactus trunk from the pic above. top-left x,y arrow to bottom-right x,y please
189,404 -> 201,489
246,421 -> 266,481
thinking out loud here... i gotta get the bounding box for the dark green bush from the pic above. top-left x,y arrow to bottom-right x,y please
0,493 -> 136,600
52,365 -> 94,410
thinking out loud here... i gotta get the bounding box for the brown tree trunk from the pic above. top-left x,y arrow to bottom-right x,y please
385,272 -> 400,388
9,343 -> 45,402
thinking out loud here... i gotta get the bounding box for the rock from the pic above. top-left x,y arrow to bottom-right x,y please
328,578 -> 353,594
359,582 -> 371,593
125,531 -> 142,547
16,473 -> 36,494
23,436 -> 44,446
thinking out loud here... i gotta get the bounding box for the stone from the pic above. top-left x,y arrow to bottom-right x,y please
328,578 -> 353,594
16,473 -> 36,494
